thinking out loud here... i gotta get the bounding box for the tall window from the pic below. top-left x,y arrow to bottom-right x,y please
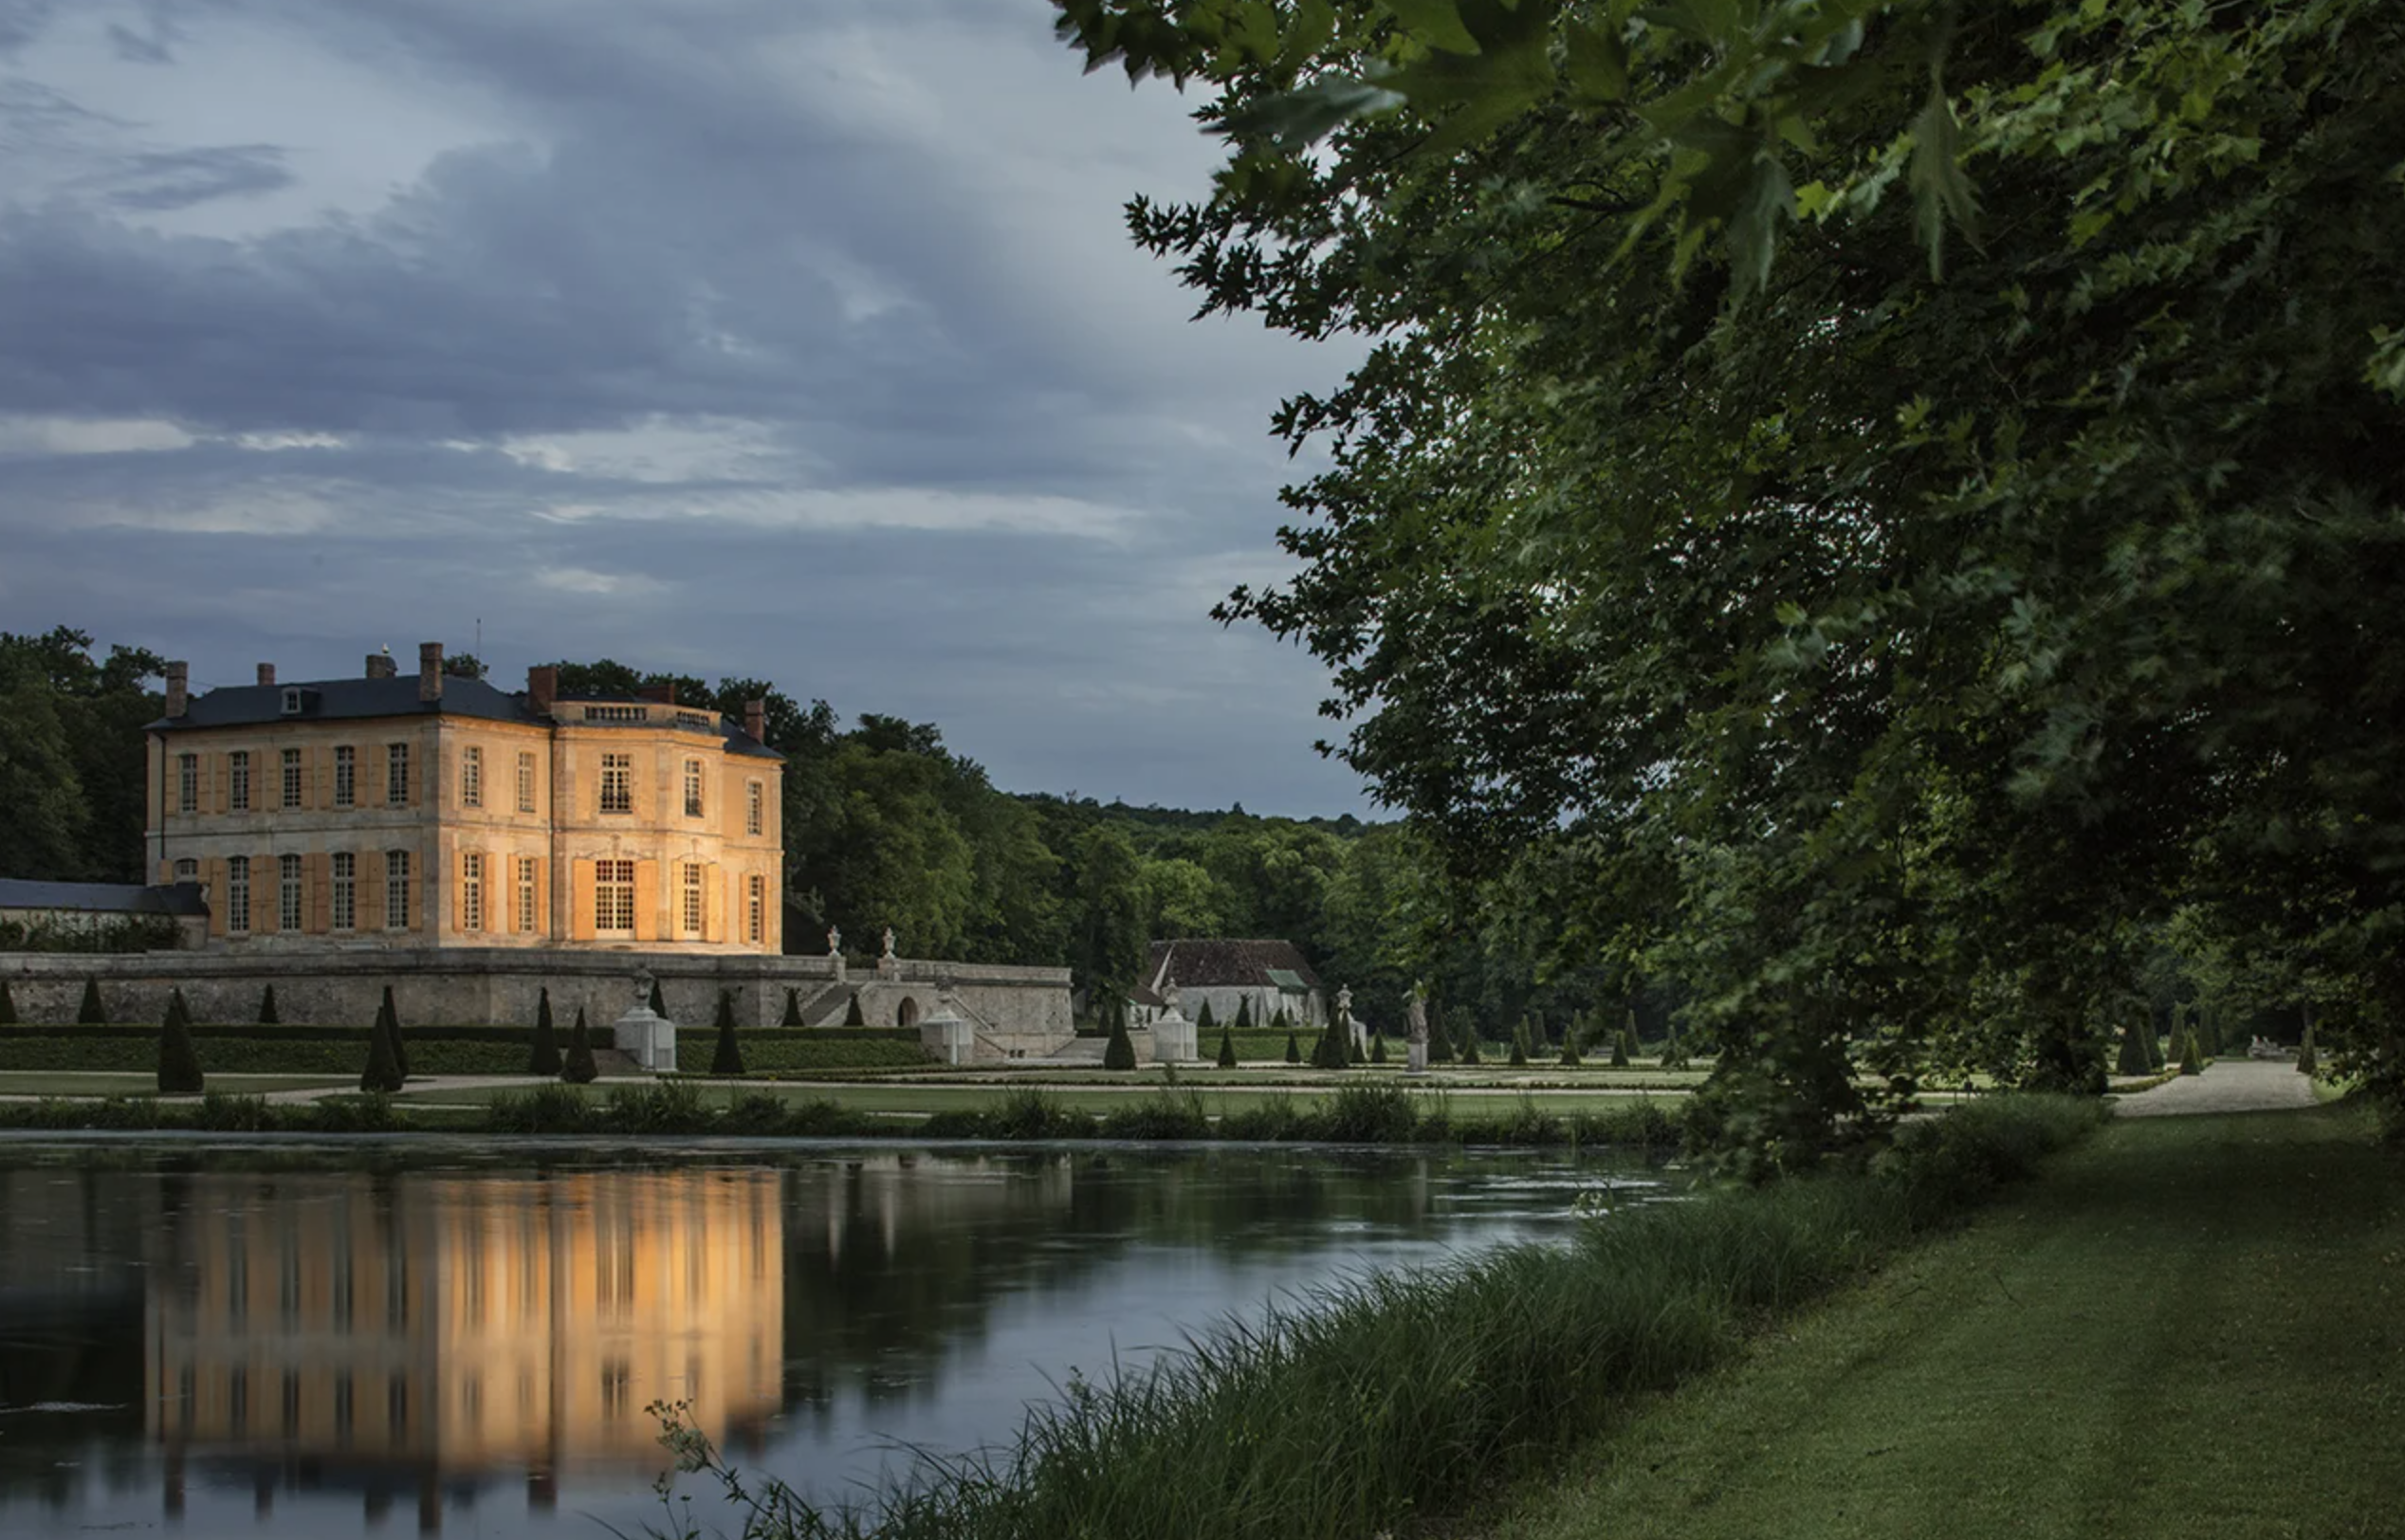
599,753 -> 632,815
331,852 -> 356,930
461,852 -> 485,932
229,751 -> 251,812
517,856 -> 540,933
682,863 -> 704,936
385,850 -> 411,929
177,753 -> 198,814
746,874 -> 765,945
461,746 -> 483,808
281,747 -> 303,808
334,745 -> 355,806
595,859 -> 635,933
683,759 -> 704,818
386,744 -> 410,805
745,780 -> 762,836
517,751 -> 537,813
279,853 -> 303,931
227,856 -> 250,935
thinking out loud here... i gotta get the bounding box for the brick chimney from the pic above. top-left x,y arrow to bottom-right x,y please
256,663 -> 276,688
745,698 -> 766,744
635,682 -> 676,706
527,665 -> 558,714
365,651 -> 397,679
164,661 -> 189,718
419,642 -> 444,703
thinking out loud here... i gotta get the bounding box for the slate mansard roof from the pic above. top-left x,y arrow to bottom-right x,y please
147,675 -> 781,760
0,879 -> 209,917
1142,939 -> 1324,996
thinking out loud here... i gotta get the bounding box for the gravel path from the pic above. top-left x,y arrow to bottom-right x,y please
2113,1055 -> 2320,1117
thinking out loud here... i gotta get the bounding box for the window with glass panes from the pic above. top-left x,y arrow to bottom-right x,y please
331,852 -> 356,930
746,874 -> 765,944
461,746 -> 482,808
386,744 -> 410,805
746,780 -> 762,835
683,759 -> 704,817
517,856 -> 539,932
595,859 -> 634,932
227,856 -> 250,934
279,853 -> 303,931
682,863 -> 704,936
461,852 -> 485,931
599,754 -> 632,814
229,752 -> 250,812
385,850 -> 411,928
517,751 -> 537,813
178,754 -> 198,813
281,748 -> 303,808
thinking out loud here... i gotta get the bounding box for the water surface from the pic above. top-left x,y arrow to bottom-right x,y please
0,1139 -> 1674,1539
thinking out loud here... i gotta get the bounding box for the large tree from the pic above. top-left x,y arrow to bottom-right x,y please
1054,0 -> 2405,1149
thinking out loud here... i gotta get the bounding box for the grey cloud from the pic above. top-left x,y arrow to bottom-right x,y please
95,145 -> 293,209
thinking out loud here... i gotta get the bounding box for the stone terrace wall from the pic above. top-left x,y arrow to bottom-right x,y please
0,949 -> 1074,1054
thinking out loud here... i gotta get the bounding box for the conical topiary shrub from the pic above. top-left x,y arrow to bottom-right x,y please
562,1007 -> 598,1084
1196,998 -> 1216,1032
1284,1031 -> 1301,1064
529,987 -> 562,1075
1234,995 -> 1254,1031
1216,1027 -> 1238,1068
1430,1007 -> 1460,1064
1370,1030 -> 1387,1064
649,978 -> 668,1019
257,984 -> 280,1025
2177,1026 -> 2204,1075
2298,1009 -> 2319,1075
844,992 -> 867,1026
1559,1020 -> 1582,1068
1659,1024 -> 1687,1072
1103,1011 -> 1138,1070
360,995 -> 404,1093
1609,1025 -> 1632,1068
2117,1018 -> 2153,1076
381,986 -> 410,1080
710,989 -> 746,1075
1510,1019 -> 1532,1067
78,979 -> 107,1025
1313,1002 -> 1352,1070
157,988 -> 204,1095
781,987 -> 804,1027
0,977 -> 16,1025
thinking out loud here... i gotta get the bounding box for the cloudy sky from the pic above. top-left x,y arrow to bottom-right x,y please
0,0 -> 1374,816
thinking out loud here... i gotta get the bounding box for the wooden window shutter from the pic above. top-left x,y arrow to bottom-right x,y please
307,852 -> 330,934
705,864 -> 725,944
207,858 -> 227,937
632,859 -> 660,943
570,859 -> 597,942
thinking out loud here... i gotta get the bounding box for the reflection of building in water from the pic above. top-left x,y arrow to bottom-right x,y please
148,1169 -> 781,1517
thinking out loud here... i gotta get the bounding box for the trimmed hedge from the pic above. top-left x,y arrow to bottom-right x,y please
0,1025 -> 535,1075
677,1029 -> 927,1073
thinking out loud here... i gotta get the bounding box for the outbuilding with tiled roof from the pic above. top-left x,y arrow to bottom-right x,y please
1131,939 -> 1327,1033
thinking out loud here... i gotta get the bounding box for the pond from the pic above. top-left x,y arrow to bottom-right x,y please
0,1138 -> 1678,1540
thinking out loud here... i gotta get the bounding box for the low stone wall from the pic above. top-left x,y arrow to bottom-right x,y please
0,949 -> 1074,1054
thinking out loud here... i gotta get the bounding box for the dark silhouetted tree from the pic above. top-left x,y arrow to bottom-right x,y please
157,988 -> 203,1094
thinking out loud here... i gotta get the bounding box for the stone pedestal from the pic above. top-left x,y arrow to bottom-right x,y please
612,1002 -> 676,1072
921,1006 -> 975,1065
1406,1041 -> 1429,1075
1151,1009 -> 1197,1064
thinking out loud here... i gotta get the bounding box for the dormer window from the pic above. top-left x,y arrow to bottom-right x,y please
281,687 -> 303,716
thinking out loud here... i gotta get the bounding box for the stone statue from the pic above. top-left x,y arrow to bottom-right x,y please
632,967 -> 656,1011
1336,984 -> 1353,1018
827,926 -> 842,957
1161,979 -> 1182,1017
881,926 -> 897,959
1406,983 -> 1429,1044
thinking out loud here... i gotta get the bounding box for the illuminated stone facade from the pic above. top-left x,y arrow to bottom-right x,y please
143,647 -> 782,955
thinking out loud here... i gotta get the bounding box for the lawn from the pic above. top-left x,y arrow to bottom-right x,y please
390,1077 -> 1684,1125
0,1072 -> 361,1097
1472,1099 -> 2404,1540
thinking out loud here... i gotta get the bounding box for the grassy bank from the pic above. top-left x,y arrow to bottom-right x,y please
1470,1099 -> 2400,1540
0,1080 -> 1689,1148
648,1094 -> 2104,1540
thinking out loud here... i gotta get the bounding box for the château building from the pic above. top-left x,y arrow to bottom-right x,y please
143,644 -> 783,954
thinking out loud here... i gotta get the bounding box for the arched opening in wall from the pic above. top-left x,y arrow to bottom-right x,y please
896,997 -> 920,1029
